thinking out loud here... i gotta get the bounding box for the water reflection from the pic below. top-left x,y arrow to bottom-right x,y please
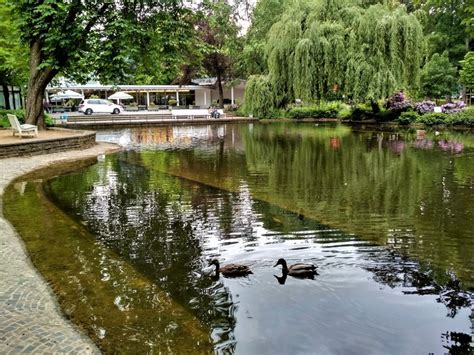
98,126 -> 227,150
4,123 -> 473,353
273,270 -> 319,285
115,124 -> 473,288
442,330 -> 473,354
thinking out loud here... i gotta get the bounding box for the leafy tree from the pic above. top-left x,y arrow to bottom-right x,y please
245,0 -> 425,111
459,51 -> 474,90
130,7 -> 203,85
10,0 -> 185,127
0,0 -> 28,109
243,75 -> 274,117
420,52 -> 458,99
464,4 -> 474,39
197,0 -> 242,108
241,0 -> 288,76
421,0 -> 471,66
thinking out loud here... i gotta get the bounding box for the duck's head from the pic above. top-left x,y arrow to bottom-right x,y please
273,258 -> 287,268
208,259 -> 219,267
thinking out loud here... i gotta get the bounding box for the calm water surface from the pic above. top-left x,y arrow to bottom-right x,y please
5,123 -> 473,354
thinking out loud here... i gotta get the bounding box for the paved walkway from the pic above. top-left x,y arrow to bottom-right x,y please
0,143 -> 119,353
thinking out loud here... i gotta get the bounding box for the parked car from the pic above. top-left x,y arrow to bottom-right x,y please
78,99 -> 123,115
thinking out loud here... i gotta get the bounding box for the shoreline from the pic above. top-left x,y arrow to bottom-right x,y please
258,117 -> 474,130
0,142 -> 120,353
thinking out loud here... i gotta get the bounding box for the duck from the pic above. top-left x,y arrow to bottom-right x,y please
209,259 -> 253,278
273,258 -> 317,277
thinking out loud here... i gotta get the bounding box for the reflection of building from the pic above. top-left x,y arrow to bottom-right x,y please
133,127 -> 174,144
46,78 -> 246,108
172,126 -> 225,140
97,126 -> 228,149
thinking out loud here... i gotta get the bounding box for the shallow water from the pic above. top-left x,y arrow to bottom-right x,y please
4,123 -> 474,353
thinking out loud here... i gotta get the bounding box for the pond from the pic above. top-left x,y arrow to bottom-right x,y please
4,123 -> 473,354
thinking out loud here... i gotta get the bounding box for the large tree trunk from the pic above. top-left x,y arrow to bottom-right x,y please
2,84 -> 11,110
216,71 -> 224,108
25,40 -> 57,128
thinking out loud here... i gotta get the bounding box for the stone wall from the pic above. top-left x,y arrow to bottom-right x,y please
0,130 -> 96,159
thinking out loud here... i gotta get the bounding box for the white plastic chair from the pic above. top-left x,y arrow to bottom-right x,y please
7,114 -> 38,138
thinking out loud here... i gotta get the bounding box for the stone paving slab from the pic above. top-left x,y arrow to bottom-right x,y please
0,143 -> 120,353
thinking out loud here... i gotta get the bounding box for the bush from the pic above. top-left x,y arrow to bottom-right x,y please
0,109 -> 26,124
349,103 -> 373,120
445,107 -> 474,125
268,108 -> 290,119
441,101 -> 465,114
398,111 -> 419,125
385,91 -> 413,112
0,109 -> 54,128
0,117 -> 8,128
375,109 -> 398,122
415,112 -> 446,125
414,101 -> 436,114
288,102 -> 343,119
44,113 -> 55,127
337,104 -> 352,119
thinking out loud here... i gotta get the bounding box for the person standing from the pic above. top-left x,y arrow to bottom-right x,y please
43,100 -> 50,113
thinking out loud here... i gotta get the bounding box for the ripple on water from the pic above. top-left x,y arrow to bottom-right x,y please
33,124 -> 474,353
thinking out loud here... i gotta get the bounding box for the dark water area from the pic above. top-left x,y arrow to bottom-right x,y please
4,123 -> 474,354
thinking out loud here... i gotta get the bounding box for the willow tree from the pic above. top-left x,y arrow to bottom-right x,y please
241,0 -> 289,76
249,0 -> 425,112
244,75 -> 274,117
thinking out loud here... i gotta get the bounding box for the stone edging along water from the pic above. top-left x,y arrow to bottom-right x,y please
0,142 -> 120,353
0,127 -> 96,159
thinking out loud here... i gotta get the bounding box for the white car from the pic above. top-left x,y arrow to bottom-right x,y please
78,99 -> 123,115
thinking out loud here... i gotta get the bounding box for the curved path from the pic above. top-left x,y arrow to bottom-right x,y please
0,143 -> 119,353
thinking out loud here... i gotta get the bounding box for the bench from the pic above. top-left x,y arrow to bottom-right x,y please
7,114 -> 38,138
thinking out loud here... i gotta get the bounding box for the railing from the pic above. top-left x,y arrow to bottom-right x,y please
56,112 -> 246,127
62,114 -> 173,125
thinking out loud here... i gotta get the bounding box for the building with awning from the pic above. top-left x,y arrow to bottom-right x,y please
46,78 -> 245,108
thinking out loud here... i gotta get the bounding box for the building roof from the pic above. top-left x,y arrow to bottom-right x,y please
47,83 -> 202,91
47,77 -> 245,92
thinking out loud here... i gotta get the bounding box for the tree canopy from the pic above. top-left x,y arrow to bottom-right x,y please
421,0 -> 472,66
460,51 -> 474,90
4,0 -> 472,124
10,0 -> 189,126
420,52 -> 458,99
0,0 -> 28,109
197,0 -> 243,107
243,0 -> 425,115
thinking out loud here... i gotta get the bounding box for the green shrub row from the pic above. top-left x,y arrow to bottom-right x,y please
396,108 -> 474,126
288,102 -> 349,119
444,108 -> 474,125
348,103 -> 399,122
0,109 -> 54,128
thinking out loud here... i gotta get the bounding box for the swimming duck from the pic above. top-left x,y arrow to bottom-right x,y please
273,258 -> 317,277
209,259 -> 253,277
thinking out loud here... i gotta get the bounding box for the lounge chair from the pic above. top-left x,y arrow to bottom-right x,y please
7,114 -> 38,138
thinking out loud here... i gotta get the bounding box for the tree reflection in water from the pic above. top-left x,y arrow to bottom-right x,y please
40,124 -> 474,354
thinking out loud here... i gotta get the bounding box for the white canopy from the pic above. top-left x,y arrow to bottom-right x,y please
51,90 -> 84,100
108,91 -> 133,100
